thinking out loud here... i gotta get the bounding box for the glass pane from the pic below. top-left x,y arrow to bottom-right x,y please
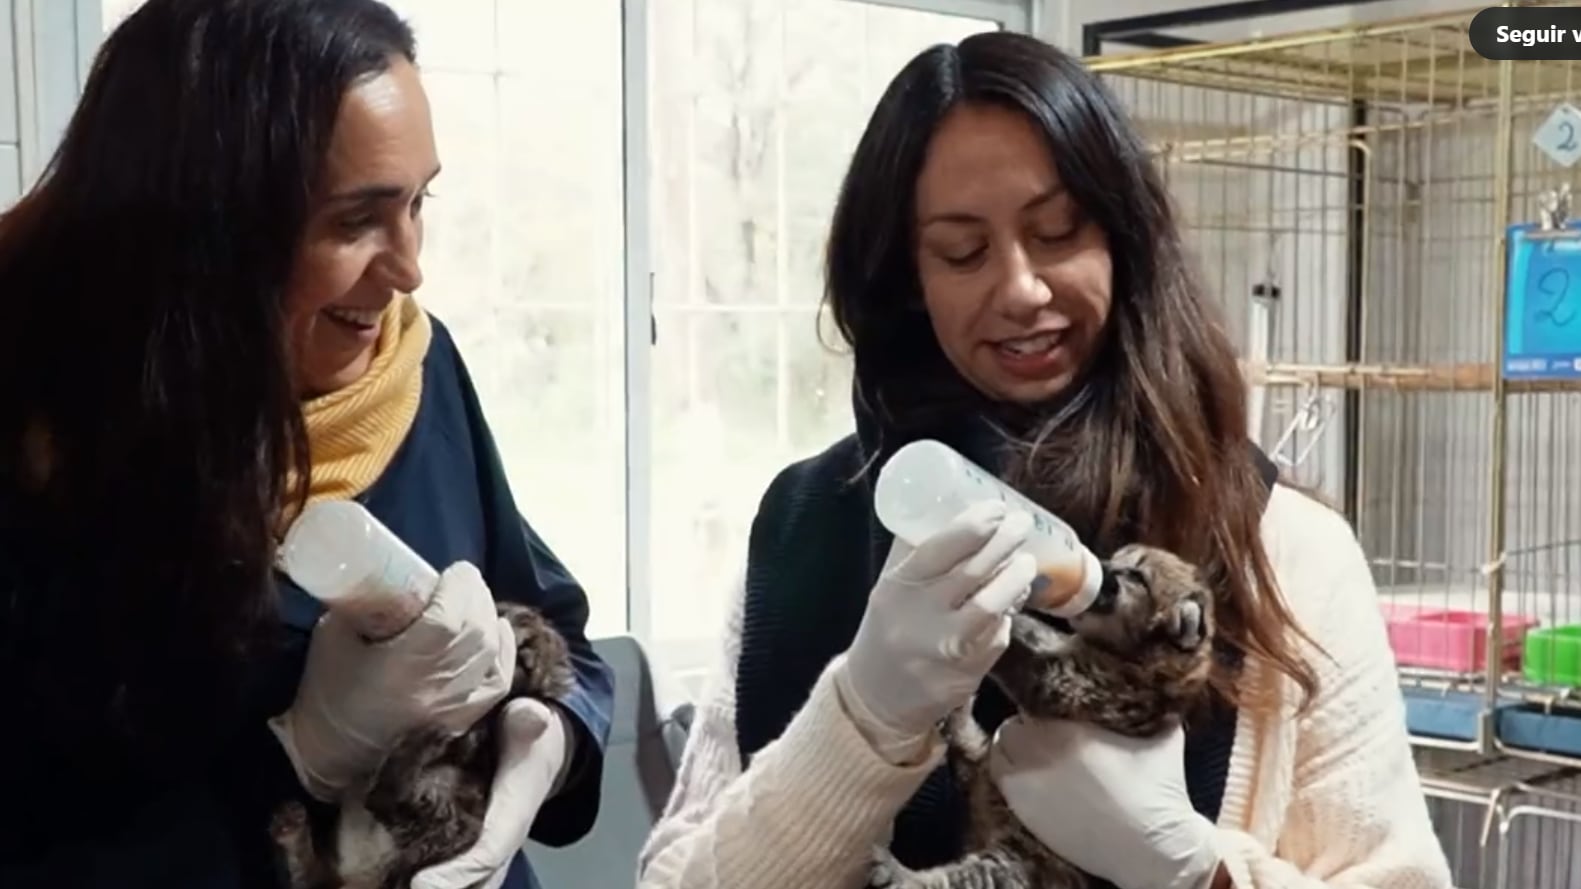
386,0 -> 629,639
649,0 -> 999,695
102,0 -> 143,30
92,1 -> 629,638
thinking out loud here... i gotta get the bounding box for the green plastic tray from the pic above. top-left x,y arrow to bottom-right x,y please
1523,624 -> 1581,688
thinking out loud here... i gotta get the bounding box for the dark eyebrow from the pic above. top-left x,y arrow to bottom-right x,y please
918,184 -> 1067,228
327,165 -> 442,204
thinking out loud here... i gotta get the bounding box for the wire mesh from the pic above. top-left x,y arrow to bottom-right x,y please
1416,747 -> 1581,888
1089,4 -> 1581,691
1086,4 -> 1581,884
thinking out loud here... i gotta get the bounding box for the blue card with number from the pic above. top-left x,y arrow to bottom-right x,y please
1504,222 -> 1581,380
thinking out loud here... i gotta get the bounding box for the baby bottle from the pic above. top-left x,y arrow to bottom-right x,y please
276,500 -> 440,641
874,439 -> 1104,617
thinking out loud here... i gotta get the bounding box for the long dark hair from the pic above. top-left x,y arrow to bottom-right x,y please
0,0 -> 416,754
825,31 -> 1319,710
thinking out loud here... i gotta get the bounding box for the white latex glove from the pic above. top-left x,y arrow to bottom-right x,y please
270,562 -> 516,801
836,500 -> 1038,761
411,698 -> 570,889
989,717 -> 1221,889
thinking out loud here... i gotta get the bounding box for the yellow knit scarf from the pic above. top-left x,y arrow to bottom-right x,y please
299,294 -> 432,507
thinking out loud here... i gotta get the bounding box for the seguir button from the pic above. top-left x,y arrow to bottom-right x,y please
1471,6 -> 1581,61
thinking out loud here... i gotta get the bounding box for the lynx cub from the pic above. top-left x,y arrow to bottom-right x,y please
270,601 -> 574,889
870,543 -> 1217,889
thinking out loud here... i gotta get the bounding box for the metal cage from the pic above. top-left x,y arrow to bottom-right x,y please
1083,4 -> 1581,885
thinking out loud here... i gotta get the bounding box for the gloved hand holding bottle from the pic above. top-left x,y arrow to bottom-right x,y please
269,561 -> 516,801
835,500 -> 1038,762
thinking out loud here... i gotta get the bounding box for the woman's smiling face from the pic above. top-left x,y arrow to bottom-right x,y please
284,58 -> 439,398
913,103 -> 1113,405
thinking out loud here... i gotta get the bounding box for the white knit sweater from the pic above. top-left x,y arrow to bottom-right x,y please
637,484 -> 1454,889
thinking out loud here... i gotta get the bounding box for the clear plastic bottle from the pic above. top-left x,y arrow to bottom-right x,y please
276,500 -> 440,641
874,438 -> 1104,617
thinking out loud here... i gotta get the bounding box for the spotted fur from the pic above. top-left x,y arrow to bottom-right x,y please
270,601 -> 574,889
868,543 -> 1216,889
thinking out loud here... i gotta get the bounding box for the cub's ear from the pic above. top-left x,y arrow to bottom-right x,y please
1167,596 -> 1206,651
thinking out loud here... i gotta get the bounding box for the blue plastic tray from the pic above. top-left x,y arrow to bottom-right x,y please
1496,705 -> 1581,758
1402,687 -> 1507,742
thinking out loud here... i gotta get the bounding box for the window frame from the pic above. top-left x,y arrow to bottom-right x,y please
846,0 -> 1034,34
621,0 -> 655,641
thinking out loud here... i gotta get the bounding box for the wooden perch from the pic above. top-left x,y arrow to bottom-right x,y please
1240,360 -> 1581,393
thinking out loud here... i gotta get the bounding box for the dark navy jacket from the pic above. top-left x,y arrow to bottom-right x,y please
0,316 -> 615,888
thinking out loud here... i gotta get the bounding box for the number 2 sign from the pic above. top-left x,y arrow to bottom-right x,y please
1534,103 -> 1581,168
1505,222 -> 1581,381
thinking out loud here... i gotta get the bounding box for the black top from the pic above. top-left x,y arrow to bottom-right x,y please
735,394 -> 1275,882
0,317 -> 615,889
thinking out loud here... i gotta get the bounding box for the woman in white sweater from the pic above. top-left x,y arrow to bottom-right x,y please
639,32 -> 1452,889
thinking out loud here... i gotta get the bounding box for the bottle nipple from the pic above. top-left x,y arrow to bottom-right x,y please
1024,547 -> 1105,617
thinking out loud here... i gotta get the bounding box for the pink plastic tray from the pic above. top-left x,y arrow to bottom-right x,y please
1386,609 -> 1539,672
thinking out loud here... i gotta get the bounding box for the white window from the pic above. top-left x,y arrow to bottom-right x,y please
645,0 -> 1010,693
101,0 -> 138,26
378,0 -> 631,642
56,0 -> 1033,694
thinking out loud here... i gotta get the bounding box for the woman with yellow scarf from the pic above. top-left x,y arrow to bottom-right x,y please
0,2 -> 613,888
